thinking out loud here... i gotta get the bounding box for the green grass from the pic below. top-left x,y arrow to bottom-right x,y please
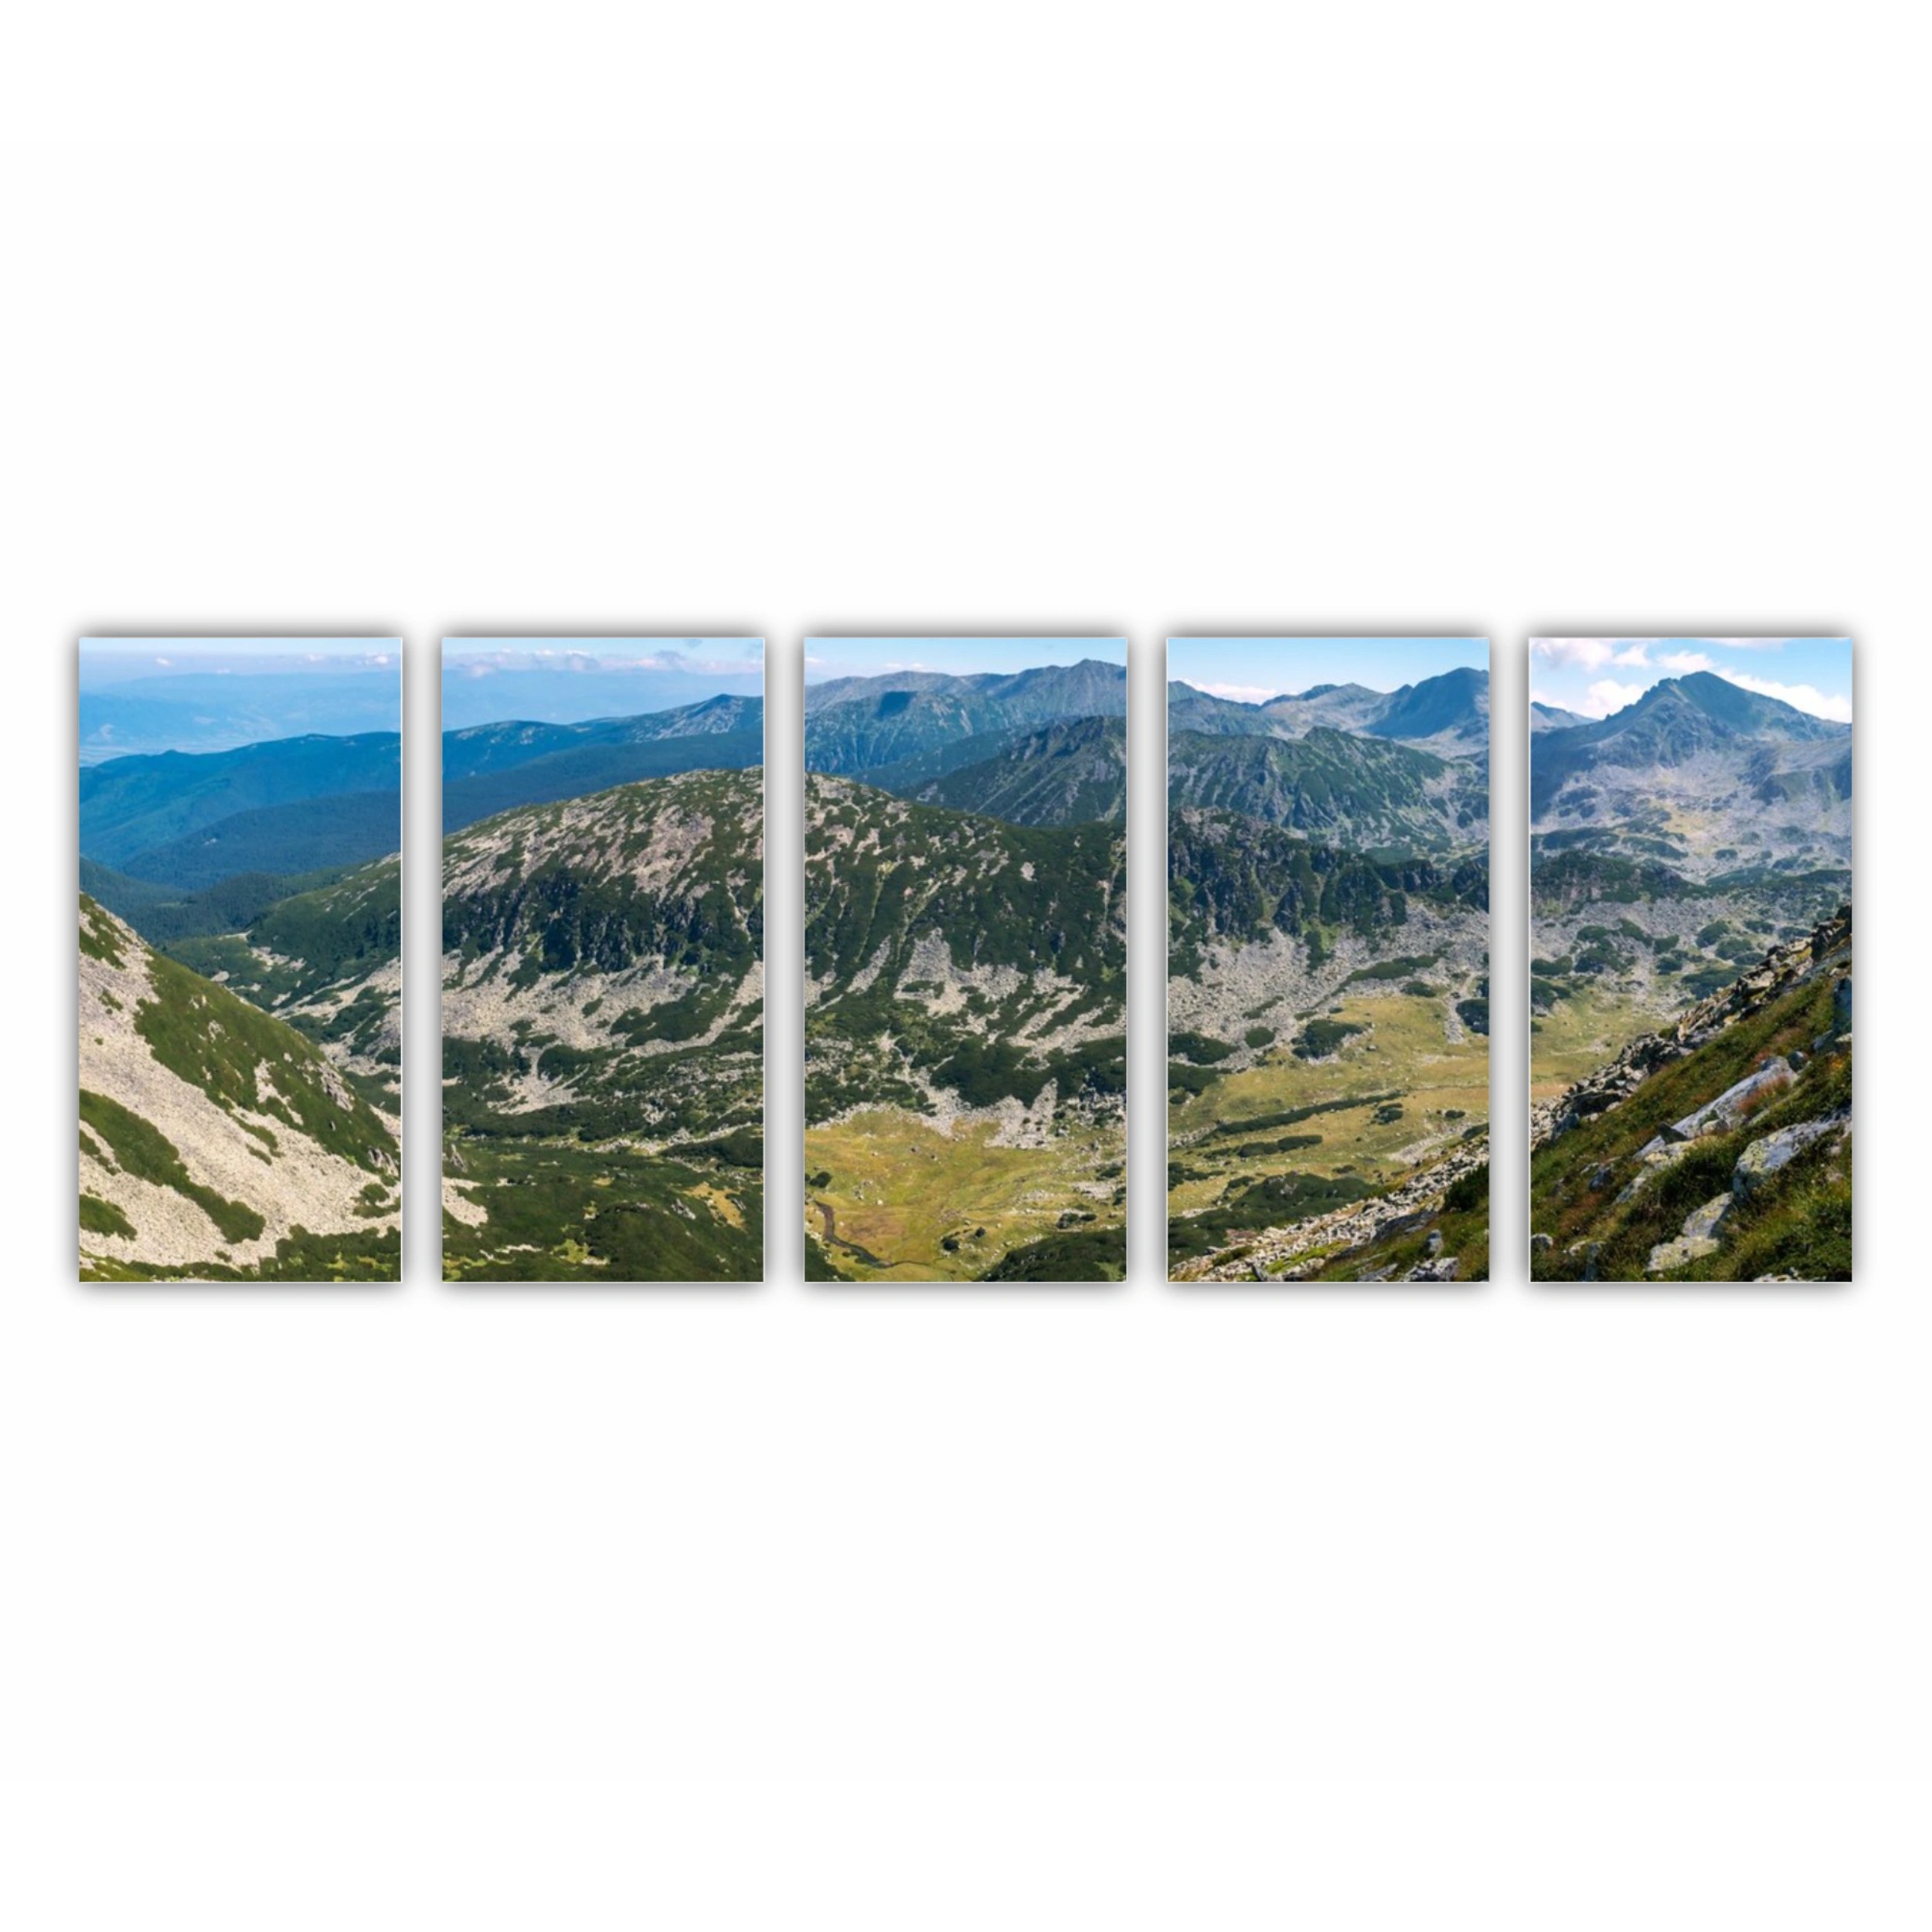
443,1134 -> 762,1282
78,1088 -> 265,1244
79,1192 -> 136,1240
978,1226 -> 1125,1281
82,1226 -> 402,1283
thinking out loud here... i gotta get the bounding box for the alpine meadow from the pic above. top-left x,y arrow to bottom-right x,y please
1528,639 -> 1852,1282
439,639 -> 766,1282
803,638 -> 1128,1282
77,638 -> 403,1281
1165,638 -> 1492,1283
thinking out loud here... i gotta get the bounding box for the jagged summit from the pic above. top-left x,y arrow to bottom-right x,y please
1167,668 -> 1488,753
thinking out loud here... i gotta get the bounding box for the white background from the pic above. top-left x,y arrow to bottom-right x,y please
4,15 -> 1929,1923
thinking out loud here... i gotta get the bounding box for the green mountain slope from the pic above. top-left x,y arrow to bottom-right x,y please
1168,808 -> 1487,963
112,787 -> 400,889
443,731 -> 762,832
803,659 -> 1125,775
1529,906 -> 1850,1281
79,731 -> 400,866
78,895 -> 400,1281
158,856 -> 404,1094
439,768 -> 764,1282
883,716 -> 1126,825
1167,726 -> 1481,852
441,695 -> 764,780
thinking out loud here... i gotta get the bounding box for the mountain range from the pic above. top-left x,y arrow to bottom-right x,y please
442,710 -> 764,832
80,731 -> 400,879
1529,672 -> 1851,875
803,659 -> 1126,806
1529,672 -> 1852,1139
1167,665 -> 1491,756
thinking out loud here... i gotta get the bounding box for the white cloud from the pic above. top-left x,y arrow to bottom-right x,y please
1583,679 -> 1645,718
1532,638 -> 1651,671
1196,682 -> 1277,703
1656,650 -> 1715,675
1716,669 -> 1852,723
153,655 -> 171,667
1709,638 -> 1791,651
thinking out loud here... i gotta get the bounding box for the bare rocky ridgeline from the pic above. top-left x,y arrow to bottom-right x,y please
1531,905 -> 1852,1151
1534,740 -> 1851,881
79,898 -> 400,1274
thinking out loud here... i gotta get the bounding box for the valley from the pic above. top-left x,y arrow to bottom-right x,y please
802,650 -> 1129,1281
1164,646 -> 1492,1283
1527,655 -> 1852,1279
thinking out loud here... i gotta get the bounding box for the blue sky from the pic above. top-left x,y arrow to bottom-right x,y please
79,637 -> 399,685
1530,637 -> 1852,723
442,638 -> 764,727
1167,637 -> 1487,704
78,638 -> 404,759
806,637 -> 1126,682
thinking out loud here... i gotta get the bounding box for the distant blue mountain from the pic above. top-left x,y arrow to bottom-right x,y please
111,791 -> 403,891
440,667 -> 764,732
80,732 -> 401,869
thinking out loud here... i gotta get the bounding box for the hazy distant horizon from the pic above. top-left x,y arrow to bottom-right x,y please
442,638 -> 764,730
79,638 -> 402,761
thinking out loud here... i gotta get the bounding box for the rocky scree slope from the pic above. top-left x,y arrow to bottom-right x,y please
440,767 -> 764,1149
79,895 -> 400,1280
804,774 -> 1125,1131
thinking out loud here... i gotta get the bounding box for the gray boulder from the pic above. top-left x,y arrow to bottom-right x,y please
1530,1232 -> 1554,1254
1665,1059 -> 1791,1142
1681,1194 -> 1733,1243
1563,1239 -> 1604,1282
1732,1116 -> 1842,1199
1647,1234 -> 1721,1276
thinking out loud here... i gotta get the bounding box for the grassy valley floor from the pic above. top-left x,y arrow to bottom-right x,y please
1168,988 -> 1487,1271
804,1108 -> 1126,1282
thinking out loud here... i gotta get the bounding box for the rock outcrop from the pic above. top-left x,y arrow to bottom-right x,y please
1173,1131 -> 1488,1283
1532,905 -> 1850,1150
